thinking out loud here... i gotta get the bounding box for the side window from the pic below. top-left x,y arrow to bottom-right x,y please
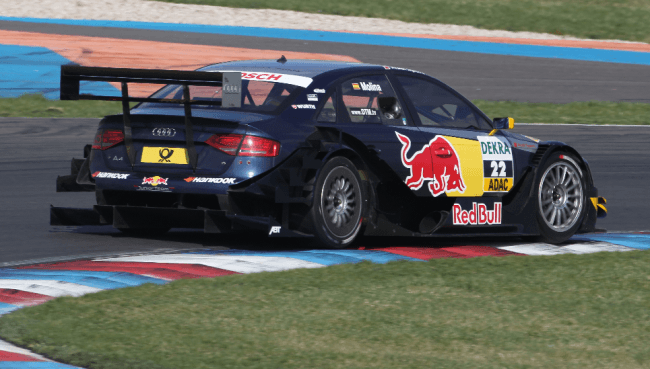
317,92 -> 337,123
396,75 -> 491,130
340,75 -> 405,126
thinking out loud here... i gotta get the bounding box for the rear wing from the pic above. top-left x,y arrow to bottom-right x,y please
60,65 -> 242,171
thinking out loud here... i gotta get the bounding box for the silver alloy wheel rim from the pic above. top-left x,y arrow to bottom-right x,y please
321,167 -> 359,238
538,161 -> 584,232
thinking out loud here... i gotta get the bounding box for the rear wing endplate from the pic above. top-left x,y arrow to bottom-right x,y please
60,65 -> 242,171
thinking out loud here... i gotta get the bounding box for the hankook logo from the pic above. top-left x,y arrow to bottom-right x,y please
152,128 -> 177,137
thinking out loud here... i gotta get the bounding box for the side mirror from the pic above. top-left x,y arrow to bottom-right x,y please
493,117 -> 515,129
378,96 -> 402,120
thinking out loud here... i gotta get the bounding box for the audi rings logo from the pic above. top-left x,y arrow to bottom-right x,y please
152,128 -> 177,137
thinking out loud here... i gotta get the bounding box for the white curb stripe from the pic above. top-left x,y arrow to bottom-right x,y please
498,242 -> 636,255
498,244 -> 575,255
0,280 -> 102,297
0,339 -> 52,361
561,242 -> 636,254
97,254 -> 326,274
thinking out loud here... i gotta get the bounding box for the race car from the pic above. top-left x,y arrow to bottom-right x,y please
51,59 -> 607,248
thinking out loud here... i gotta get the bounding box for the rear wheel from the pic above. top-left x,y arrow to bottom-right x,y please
534,152 -> 586,244
310,157 -> 365,249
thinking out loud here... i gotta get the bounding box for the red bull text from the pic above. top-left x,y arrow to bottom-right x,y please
453,202 -> 502,225
395,132 -> 467,197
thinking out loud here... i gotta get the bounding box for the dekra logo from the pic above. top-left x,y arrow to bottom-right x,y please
481,141 -> 511,155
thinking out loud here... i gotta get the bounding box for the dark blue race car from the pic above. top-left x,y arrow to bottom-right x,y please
52,58 -> 607,248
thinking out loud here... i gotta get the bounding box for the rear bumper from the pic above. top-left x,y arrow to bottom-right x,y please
50,205 -> 311,238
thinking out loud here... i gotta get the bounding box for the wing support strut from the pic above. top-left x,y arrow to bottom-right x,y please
183,84 -> 198,172
121,82 -> 135,168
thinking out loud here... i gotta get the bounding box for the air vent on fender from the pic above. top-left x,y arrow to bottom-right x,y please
531,144 -> 551,166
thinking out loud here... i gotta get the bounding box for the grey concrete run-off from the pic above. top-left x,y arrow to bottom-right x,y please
0,118 -> 646,264
1,20 -> 650,104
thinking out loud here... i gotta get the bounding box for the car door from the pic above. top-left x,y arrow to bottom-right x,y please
393,74 -> 515,198
314,73 -> 434,197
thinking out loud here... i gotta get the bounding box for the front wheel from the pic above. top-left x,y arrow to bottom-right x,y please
534,152 -> 587,244
310,157 -> 365,249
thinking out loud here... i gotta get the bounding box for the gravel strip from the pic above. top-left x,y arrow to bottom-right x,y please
2,0 -> 642,43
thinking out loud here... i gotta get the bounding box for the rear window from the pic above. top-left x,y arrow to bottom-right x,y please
139,79 -> 301,114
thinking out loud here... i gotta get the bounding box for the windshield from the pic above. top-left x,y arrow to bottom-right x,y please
139,79 -> 301,114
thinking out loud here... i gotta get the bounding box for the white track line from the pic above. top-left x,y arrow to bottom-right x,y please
0,280 -> 101,297
499,242 -> 636,255
98,254 -> 326,274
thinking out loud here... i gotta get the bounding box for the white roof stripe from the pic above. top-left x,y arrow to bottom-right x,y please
213,70 -> 313,88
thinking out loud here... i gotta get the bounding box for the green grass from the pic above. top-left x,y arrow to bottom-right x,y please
0,94 -> 125,118
474,100 -> 650,125
1,251 -> 650,369
152,0 -> 650,43
2,94 -> 649,124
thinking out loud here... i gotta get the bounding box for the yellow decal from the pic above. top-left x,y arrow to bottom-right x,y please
443,136 -> 484,197
141,147 -> 189,164
484,178 -> 513,192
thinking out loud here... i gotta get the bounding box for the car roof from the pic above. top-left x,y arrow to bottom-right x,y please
199,59 -> 388,78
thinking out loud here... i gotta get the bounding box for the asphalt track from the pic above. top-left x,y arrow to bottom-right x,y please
0,19 -> 649,265
0,20 -> 647,257
1,117 -> 648,265
0,19 -> 649,369
2,19 -> 650,103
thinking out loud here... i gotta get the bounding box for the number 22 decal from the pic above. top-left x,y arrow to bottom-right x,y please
491,161 -> 506,177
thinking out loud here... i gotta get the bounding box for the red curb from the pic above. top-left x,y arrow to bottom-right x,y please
0,289 -> 54,306
376,246 -> 520,260
0,30 -> 361,97
0,350 -> 42,362
19,261 -> 239,279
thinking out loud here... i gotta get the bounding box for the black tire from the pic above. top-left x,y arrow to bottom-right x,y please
309,157 -> 366,249
533,152 -> 587,244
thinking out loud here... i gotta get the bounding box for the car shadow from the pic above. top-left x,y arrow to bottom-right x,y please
49,225 -> 588,252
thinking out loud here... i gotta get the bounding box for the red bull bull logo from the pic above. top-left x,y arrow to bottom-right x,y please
395,132 -> 466,197
142,176 -> 168,186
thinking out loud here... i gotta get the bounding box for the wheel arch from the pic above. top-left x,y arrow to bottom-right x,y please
533,142 -> 595,189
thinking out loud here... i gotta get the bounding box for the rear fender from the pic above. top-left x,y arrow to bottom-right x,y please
313,128 -> 427,233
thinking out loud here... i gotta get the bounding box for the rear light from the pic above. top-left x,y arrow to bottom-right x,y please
206,134 -> 242,155
239,136 -> 280,157
92,129 -> 124,150
205,134 -> 280,157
